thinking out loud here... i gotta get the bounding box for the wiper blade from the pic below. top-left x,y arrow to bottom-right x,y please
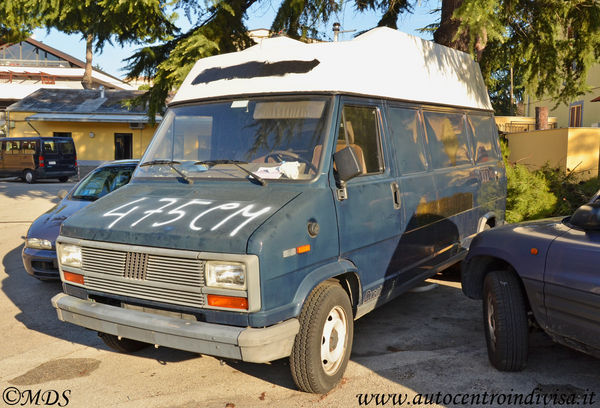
71,195 -> 97,201
140,159 -> 193,184
194,160 -> 266,186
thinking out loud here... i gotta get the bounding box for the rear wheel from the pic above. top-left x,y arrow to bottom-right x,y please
98,333 -> 149,353
58,176 -> 69,182
482,270 -> 528,371
290,281 -> 353,394
23,169 -> 36,184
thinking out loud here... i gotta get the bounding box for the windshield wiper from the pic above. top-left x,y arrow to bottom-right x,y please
194,160 -> 266,186
140,160 -> 193,184
71,195 -> 97,201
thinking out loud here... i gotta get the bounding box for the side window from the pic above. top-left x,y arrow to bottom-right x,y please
21,140 -> 37,154
337,105 -> 383,175
7,140 -> 22,154
468,114 -> 498,164
423,111 -> 471,168
387,107 -> 427,173
43,141 -> 58,154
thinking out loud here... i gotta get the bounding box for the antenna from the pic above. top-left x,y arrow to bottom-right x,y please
332,23 -> 356,42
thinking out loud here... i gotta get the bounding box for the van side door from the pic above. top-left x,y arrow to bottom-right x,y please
421,110 -> 479,256
385,104 -> 444,281
4,139 -> 23,176
332,97 -> 403,306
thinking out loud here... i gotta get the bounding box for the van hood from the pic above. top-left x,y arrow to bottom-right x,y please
60,181 -> 300,253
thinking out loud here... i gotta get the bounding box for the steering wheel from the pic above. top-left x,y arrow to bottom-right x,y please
264,150 -> 317,173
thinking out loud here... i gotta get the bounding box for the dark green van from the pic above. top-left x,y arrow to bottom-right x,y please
0,137 -> 77,183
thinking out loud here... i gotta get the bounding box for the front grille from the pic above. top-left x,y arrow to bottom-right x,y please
124,252 -> 148,280
80,246 -> 205,308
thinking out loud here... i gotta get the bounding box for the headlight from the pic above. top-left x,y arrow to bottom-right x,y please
58,244 -> 82,268
26,238 -> 53,250
205,261 -> 246,290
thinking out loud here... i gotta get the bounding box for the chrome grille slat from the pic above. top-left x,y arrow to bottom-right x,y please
80,245 -> 206,308
85,276 -> 204,308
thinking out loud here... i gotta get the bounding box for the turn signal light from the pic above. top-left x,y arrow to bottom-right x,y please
207,294 -> 248,310
296,244 -> 311,254
64,271 -> 84,285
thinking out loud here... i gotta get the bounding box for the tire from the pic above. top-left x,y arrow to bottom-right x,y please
23,169 -> 36,184
482,270 -> 529,371
290,281 -> 353,394
98,332 -> 149,353
58,176 -> 69,183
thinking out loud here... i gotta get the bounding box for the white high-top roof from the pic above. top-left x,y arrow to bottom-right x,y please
171,27 -> 492,111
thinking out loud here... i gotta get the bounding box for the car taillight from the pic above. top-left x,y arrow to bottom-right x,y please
74,154 -> 78,167
39,155 -> 45,168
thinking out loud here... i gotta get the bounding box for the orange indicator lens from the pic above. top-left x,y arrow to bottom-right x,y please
296,244 -> 311,254
207,294 -> 248,310
530,248 -> 538,255
64,271 -> 85,285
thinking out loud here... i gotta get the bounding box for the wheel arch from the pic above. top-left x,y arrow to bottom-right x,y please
291,259 -> 361,318
462,255 -> 527,303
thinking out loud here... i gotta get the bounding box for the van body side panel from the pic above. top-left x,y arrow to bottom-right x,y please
246,186 -> 340,325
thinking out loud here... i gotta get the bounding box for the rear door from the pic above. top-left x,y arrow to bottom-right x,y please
57,139 -> 76,171
332,96 -> 404,304
545,228 -> 600,350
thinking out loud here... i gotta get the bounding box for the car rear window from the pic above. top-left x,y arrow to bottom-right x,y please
59,141 -> 75,155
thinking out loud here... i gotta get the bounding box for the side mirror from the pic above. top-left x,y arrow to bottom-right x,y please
333,146 -> 362,183
57,190 -> 68,200
570,202 -> 600,231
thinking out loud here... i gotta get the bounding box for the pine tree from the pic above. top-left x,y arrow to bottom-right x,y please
35,0 -> 176,88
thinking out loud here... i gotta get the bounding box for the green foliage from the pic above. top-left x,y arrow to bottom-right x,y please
36,0 -> 177,50
501,140 -> 600,223
0,1 -> 41,43
505,160 -> 557,223
454,0 -> 600,109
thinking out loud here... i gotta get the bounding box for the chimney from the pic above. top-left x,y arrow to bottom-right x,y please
99,85 -> 105,99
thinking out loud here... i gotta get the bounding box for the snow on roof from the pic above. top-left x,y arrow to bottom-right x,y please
172,27 -> 492,111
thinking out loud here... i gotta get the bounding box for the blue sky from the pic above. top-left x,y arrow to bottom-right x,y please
32,1 -> 440,79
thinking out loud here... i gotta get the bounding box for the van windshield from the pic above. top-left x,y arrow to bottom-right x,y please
135,96 -> 331,182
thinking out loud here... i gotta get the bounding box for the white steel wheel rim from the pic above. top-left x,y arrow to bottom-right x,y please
487,295 -> 497,347
321,305 -> 347,375
25,172 -> 32,182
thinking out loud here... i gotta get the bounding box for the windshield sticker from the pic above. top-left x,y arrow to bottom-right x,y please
102,198 -> 272,236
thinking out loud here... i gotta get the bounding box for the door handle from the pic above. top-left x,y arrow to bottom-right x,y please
390,182 -> 401,210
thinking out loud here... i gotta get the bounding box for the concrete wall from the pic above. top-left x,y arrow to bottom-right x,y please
6,111 -> 157,164
566,128 -> 600,179
495,115 -> 558,133
507,127 -> 600,180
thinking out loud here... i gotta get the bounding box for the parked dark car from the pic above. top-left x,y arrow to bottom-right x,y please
0,137 -> 77,183
462,193 -> 600,370
23,160 -> 138,279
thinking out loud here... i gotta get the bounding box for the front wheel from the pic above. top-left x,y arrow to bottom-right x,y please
290,281 -> 353,394
482,270 -> 529,371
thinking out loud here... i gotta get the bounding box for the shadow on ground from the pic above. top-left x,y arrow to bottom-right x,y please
1,242 -> 196,365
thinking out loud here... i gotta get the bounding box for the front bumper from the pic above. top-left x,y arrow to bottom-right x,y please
51,293 -> 299,363
22,247 -> 59,279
